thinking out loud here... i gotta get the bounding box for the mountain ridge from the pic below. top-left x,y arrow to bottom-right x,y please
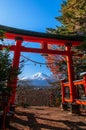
18,72 -> 57,88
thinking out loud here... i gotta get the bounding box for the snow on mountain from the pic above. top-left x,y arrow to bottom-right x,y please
18,72 -> 57,88
32,72 -> 49,80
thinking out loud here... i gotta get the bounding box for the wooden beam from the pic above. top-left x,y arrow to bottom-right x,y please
76,100 -> 86,105
0,25 -> 84,46
0,45 -> 72,55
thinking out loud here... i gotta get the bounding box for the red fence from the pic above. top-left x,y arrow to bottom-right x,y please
61,74 -> 86,105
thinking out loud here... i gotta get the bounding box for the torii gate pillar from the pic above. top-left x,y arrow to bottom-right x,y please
64,43 -> 80,114
11,37 -> 23,105
65,43 -> 75,102
62,43 -> 75,110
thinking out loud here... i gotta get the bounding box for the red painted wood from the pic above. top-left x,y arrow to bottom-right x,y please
63,79 -> 84,87
5,32 -> 81,46
0,45 -> 73,55
65,44 -> 76,103
83,75 -> 86,96
64,98 -> 71,103
61,80 -> 65,103
11,38 -> 23,104
76,100 -> 86,105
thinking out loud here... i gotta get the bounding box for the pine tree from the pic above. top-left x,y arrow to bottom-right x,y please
46,0 -> 86,80
0,49 -> 14,111
47,0 -> 86,36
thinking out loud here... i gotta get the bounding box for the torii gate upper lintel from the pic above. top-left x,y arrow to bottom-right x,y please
0,24 -> 84,45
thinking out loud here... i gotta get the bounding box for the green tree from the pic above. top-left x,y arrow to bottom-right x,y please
47,0 -> 86,36
0,48 -> 20,108
46,0 -> 86,80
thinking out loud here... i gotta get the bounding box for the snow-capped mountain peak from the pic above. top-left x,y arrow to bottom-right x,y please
18,72 -> 58,88
32,72 -> 49,80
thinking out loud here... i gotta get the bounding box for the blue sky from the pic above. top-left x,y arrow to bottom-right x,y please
0,0 -> 62,78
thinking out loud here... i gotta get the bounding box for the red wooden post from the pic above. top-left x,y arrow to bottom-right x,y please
11,37 -> 23,104
65,43 -> 75,103
61,80 -> 65,103
83,74 -> 86,96
41,42 -> 48,50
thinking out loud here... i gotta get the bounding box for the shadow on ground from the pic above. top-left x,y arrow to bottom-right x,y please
7,107 -> 86,130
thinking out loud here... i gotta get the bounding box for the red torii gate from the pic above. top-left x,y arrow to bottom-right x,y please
0,25 -> 85,112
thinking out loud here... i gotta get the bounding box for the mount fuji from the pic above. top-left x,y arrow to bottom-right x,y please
18,72 -> 57,88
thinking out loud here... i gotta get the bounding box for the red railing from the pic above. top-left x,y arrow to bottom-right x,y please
61,74 -> 86,105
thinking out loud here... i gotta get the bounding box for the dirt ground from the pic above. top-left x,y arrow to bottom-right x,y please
7,106 -> 86,130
